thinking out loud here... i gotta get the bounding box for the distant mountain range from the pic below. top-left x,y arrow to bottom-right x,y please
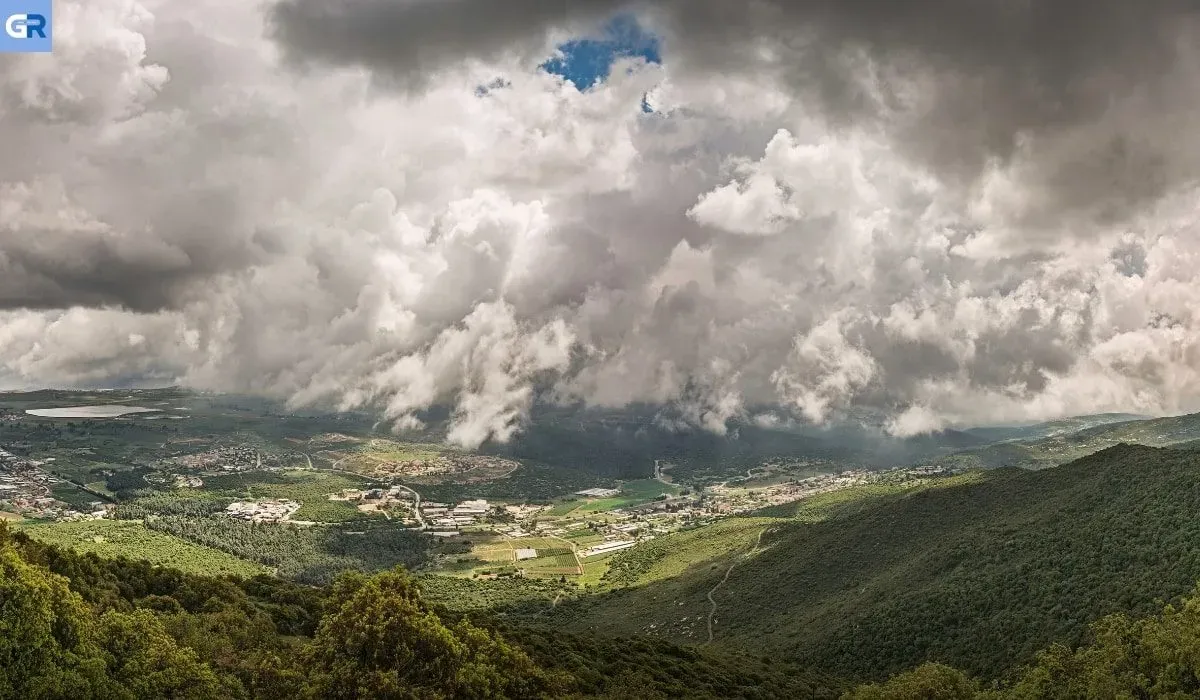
931,412 -> 1200,470
959,412 -> 1150,443
481,405 -> 1181,476
10,387 -> 1197,477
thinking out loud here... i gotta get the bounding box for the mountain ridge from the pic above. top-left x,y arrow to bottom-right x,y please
542,443 -> 1200,681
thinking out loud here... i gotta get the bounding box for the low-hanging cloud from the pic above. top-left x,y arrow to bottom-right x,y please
5,0 -> 1200,446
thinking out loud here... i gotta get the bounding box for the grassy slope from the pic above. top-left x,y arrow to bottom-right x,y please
547,444 -> 1200,682
547,478 -> 682,516
17,519 -> 269,578
601,517 -> 778,588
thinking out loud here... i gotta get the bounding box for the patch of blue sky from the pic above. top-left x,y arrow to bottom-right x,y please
474,15 -> 662,109
541,14 -> 661,111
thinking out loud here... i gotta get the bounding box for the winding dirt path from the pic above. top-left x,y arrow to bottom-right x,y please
705,526 -> 771,644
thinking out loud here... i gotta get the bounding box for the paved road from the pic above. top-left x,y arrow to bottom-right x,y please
391,483 -> 426,529
654,459 -> 673,485
297,456 -> 425,530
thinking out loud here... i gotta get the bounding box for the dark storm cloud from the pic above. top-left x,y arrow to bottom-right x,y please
268,0 -> 1200,224
267,0 -> 629,89
0,183 -> 270,313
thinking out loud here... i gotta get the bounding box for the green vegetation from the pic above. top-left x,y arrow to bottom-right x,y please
143,517 -> 430,585
523,551 -> 580,576
352,438 -> 445,464
545,478 -> 682,516
111,492 -> 232,519
201,470 -> 377,523
0,524 -> 554,699
442,536 -> 583,578
16,519 -> 268,578
290,499 -> 369,523
603,518 -> 775,587
545,500 -> 585,516
0,524 -> 844,698
755,472 -> 987,522
549,444 -> 1200,683
23,389 -> 1200,697
49,482 -> 107,509
418,575 -> 577,612
109,472 -> 376,526
0,541 -> 227,699
419,463 -> 613,504
847,586 -> 1200,698
936,411 -> 1200,471
497,625 -> 841,700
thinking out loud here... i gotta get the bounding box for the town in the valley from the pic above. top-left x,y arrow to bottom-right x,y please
0,421 -> 961,580
195,461 -> 961,578
0,447 -> 108,521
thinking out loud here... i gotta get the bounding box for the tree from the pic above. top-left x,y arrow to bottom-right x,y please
0,545 -> 107,699
303,568 -> 561,699
95,609 -> 228,700
843,663 -> 978,700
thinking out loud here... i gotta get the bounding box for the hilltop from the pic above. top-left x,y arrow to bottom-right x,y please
543,444 -> 1200,681
932,411 -> 1200,470
959,412 -> 1149,444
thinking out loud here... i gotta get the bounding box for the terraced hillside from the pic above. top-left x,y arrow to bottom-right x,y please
545,444 -> 1200,682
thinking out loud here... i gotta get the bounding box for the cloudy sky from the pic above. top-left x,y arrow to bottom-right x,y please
4,0 -> 1200,446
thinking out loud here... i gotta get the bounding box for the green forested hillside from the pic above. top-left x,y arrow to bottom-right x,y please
959,413 -> 1147,444
847,587 -> 1200,698
936,412 -> 1200,470
547,444 -> 1200,682
0,524 -> 840,699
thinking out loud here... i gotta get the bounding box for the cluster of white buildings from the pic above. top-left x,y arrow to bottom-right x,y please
225,499 -> 299,523
424,499 -> 490,529
170,445 -> 259,473
336,485 -> 413,503
581,539 -> 638,558
0,449 -> 105,521
371,453 -> 521,479
575,487 -> 621,498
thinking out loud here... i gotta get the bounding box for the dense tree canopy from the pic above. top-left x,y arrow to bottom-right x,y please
551,445 -> 1200,681
302,569 -> 561,699
0,523 -> 829,698
846,588 -> 1200,698
0,544 -> 225,699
